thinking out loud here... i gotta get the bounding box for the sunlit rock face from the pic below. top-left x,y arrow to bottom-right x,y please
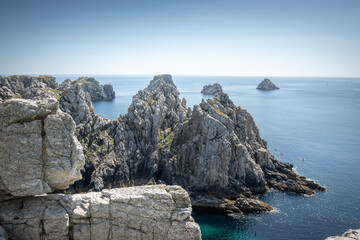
0,98 -> 84,199
0,185 -> 201,240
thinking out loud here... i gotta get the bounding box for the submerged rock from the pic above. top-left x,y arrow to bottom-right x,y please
326,229 -> 360,240
201,83 -> 223,95
0,98 -> 84,199
256,78 -> 279,90
0,185 -> 201,240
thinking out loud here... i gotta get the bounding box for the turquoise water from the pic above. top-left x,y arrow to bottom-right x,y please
55,75 -> 360,240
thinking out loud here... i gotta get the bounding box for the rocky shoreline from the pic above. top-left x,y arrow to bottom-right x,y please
0,74 -> 326,239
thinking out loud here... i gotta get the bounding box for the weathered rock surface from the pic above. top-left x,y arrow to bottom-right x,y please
256,78 -> 279,90
326,229 -> 360,240
0,98 -> 84,199
201,83 -> 223,95
0,185 -> 201,240
0,226 -> 8,240
0,75 -> 60,100
64,77 -> 115,101
60,83 -> 95,125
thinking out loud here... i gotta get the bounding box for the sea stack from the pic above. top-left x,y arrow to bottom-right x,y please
201,83 -> 223,95
256,78 -> 279,90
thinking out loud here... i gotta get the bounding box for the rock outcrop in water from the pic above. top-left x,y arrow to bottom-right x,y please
66,74 -> 324,213
326,229 -> 360,240
256,78 -> 279,90
0,185 -> 201,240
0,98 -> 84,200
0,73 -> 324,216
201,83 -> 223,95
62,77 -> 115,101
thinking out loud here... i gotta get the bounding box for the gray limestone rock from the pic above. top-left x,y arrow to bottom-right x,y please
65,77 -> 115,101
0,98 -> 84,199
0,75 -> 60,101
0,185 -> 201,240
201,83 -> 223,95
326,229 -> 360,240
60,83 -> 95,125
256,78 -> 279,90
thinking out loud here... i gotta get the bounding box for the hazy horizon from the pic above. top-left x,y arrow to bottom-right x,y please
1,0 -> 359,77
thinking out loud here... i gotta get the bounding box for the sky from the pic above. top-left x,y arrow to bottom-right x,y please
0,0 -> 359,77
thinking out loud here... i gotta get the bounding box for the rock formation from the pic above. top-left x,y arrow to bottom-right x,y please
201,83 -> 223,95
256,78 -> 279,90
62,77 -> 115,101
0,73 -> 324,216
0,75 -> 60,101
65,74 -> 324,214
0,185 -> 201,240
0,96 -> 200,240
0,98 -> 84,200
326,229 -> 360,240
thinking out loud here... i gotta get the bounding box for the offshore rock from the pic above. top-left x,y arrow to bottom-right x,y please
256,78 -> 279,90
67,76 -> 115,101
0,75 -> 60,100
65,74 -> 323,213
0,98 -> 84,199
201,83 -> 223,95
326,229 -> 360,240
0,185 -> 201,240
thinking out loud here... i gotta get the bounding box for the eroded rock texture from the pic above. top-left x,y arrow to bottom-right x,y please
326,229 -> 360,240
201,83 -> 223,95
0,185 -> 201,240
0,99 -> 84,199
0,75 -> 60,101
62,77 -> 115,101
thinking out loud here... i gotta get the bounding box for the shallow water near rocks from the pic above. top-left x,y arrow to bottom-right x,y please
54,75 -> 360,240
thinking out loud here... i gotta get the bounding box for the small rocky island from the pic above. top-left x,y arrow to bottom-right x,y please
256,78 -> 279,90
0,74 -> 326,239
60,76 -> 115,101
201,83 -> 223,95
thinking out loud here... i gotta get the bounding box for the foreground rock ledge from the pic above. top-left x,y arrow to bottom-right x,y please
326,229 -> 360,240
0,185 -> 201,240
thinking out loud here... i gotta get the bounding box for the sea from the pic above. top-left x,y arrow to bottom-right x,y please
53,75 -> 360,240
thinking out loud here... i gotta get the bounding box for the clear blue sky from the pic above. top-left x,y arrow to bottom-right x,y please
0,0 -> 359,77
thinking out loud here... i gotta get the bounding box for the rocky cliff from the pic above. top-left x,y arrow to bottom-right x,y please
256,78 -> 279,90
0,96 -> 201,240
0,75 -> 60,101
0,98 -> 84,200
201,83 -> 223,95
67,74 -> 324,213
61,77 -> 115,101
326,229 -> 360,240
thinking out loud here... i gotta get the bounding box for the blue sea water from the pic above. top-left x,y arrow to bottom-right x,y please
54,75 -> 360,240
